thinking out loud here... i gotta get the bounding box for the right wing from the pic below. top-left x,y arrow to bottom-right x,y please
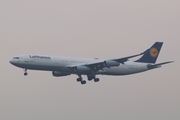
109,48 -> 149,64
66,49 -> 148,73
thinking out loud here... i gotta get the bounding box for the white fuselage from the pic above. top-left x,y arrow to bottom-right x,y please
10,54 -> 150,76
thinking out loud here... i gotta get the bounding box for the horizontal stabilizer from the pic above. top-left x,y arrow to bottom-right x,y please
147,61 -> 174,69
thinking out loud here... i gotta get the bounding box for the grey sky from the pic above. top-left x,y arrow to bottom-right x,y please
0,0 -> 179,120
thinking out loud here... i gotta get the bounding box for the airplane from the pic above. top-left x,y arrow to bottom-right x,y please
9,42 -> 173,85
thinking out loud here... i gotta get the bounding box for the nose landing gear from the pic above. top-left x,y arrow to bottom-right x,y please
24,68 -> 28,76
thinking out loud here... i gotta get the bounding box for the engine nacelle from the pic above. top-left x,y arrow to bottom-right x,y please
104,60 -> 120,67
52,71 -> 71,77
75,66 -> 91,74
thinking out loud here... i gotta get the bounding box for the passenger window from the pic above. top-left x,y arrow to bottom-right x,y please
13,57 -> 20,59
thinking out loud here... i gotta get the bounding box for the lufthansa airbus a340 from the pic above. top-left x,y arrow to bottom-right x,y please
10,42 -> 173,84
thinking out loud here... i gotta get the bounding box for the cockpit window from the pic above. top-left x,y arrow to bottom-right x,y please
13,57 -> 20,59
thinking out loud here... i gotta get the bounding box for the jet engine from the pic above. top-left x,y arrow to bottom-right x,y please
104,60 -> 120,67
75,66 -> 91,74
52,71 -> 71,77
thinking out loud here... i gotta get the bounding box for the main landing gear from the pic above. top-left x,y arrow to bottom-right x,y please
87,75 -> 100,82
77,75 -> 100,85
24,68 -> 28,76
77,75 -> 86,85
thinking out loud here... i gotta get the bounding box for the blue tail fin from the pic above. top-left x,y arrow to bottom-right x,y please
135,42 -> 163,63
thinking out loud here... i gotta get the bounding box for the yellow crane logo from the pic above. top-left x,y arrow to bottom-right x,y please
150,48 -> 158,58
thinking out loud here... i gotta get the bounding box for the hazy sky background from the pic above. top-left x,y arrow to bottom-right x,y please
0,0 -> 179,120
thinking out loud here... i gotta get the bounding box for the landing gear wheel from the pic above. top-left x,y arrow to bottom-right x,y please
87,75 -> 95,81
94,78 -> 99,82
88,77 -> 93,81
81,80 -> 86,85
24,72 -> 28,76
77,78 -> 82,82
23,68 -> 28,76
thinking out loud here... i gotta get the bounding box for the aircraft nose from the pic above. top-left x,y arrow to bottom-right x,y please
9,60 -> 14,64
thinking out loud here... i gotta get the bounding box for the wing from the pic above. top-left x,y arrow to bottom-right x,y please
67,50 -> 147,73
109,48 -> 149,63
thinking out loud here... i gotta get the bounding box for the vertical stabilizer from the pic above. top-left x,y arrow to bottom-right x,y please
135,42 -> 163,63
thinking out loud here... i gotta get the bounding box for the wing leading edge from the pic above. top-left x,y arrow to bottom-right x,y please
67,49 -> 148,73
